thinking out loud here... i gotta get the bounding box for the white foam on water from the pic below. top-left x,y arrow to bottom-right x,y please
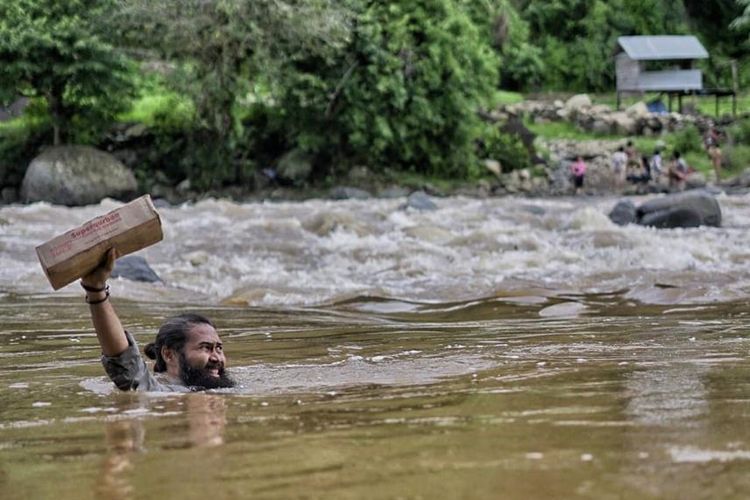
2,195 -> 748,305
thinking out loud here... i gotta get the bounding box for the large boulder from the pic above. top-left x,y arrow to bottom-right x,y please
564,94 -> 592,112
21,146 -> 137,206
637,191 -> 721,228
608,191 -> 721,228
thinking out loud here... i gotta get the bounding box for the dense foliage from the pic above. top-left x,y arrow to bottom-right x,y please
1,0 -> 749,190
0,0 -> 135,145
110,0 -> 351,187
459,0 -> 544,90
276,0 -> 503,179
513,0 -> 690,91
511,0 -> 748,91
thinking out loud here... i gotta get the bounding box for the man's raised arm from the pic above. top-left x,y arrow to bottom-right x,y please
81,248 -> 128,356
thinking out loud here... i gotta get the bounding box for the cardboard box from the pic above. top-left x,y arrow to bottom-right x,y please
36,195 -> 163,290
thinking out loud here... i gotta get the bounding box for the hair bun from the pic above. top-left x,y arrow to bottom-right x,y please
144,342 -> 157,360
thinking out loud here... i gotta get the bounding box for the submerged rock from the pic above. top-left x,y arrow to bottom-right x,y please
609,200 -> 637,226
608,191 -> 721,228
112,255 -> 162,283
400,190 -> 437,211
21,146 -> 137,206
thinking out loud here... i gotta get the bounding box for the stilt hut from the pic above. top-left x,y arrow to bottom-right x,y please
614,35 -> 734,114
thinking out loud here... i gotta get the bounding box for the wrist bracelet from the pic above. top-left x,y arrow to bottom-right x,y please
81,282 -> 107,293
86,290 -> 110,305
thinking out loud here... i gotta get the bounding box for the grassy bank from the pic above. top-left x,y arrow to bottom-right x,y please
592,91 -> 750,118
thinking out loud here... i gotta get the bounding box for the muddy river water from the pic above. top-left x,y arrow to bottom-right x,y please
2,194 -> 750,498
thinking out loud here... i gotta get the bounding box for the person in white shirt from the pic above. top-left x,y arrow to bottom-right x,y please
611,146 -> 628,187
650,149 -> 663,180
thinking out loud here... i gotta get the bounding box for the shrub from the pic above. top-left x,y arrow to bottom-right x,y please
459,0 -> 544,91
727,117 -> 750,146
667,125 -> 702,155
478,125 -> 532,173
724,144 -> 750,173
0,126 -> 50,188
110,0 -> 351,188
278,0 -> 500,179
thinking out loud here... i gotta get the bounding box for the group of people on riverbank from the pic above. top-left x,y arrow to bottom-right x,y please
611,141 -> 691,192
569,124 -> 724,194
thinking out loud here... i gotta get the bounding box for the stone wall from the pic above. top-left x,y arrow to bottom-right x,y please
495,94 -> 725,137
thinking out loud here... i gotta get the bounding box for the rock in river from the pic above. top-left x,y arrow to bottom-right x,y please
608,200 -> 637,226
400,190 -> 437,211
21,146 -> 137,206
609,191 -> 721,228
112,255 -> 162,283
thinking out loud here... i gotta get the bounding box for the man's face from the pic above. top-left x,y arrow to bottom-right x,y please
178,323 -> 234,389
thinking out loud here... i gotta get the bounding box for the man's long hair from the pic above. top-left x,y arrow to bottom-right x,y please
144,313 -> 215,373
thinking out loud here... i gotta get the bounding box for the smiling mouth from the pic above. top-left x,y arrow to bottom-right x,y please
207,367 -> 220,377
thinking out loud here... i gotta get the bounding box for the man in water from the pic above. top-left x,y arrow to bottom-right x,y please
82,248 -> 235,391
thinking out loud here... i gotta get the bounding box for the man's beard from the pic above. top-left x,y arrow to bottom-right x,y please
179,353 -> 235,389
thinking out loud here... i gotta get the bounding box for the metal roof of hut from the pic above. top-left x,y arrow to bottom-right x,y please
617,36 -> 708,61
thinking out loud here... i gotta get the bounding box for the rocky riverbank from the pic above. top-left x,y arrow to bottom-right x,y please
3,93 -> 749,206
5,140 -> 748,207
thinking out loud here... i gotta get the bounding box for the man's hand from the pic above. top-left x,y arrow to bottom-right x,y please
81,248 -> 118,289
81,247 -> 128,357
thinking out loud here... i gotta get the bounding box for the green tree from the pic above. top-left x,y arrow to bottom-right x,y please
514,0 -> 693,91
459,0 -> 544,90
0,0 -> 135,145
111,0 -> 351,187
733,0 -> 750,31
279,0 -> 500,178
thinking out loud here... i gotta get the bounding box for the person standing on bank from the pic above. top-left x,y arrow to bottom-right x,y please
704,125 -> 723,181
611,146 -> 628,188
570,156 -> 587,194
81,248 -> 235,391
650,148 -> 663,181
668,151 -> 689,192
